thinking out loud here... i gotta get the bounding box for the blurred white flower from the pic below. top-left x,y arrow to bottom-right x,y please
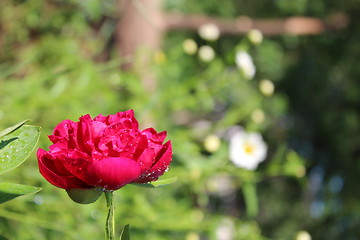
251,109 -> 265,123
235,51 -> 256,79
206,175 -> 235,197
247,29 -> 263,45
183,38 -> 198,55
259,79 -> 275,96
229,130 -> 267,170
296,231 -> 312,240
216,218 -> 235,240
198,23 -> 220,41
204,134 -> 221,153
198,45 -> 215,62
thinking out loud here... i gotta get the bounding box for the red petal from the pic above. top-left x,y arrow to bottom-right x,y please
142,128 -> 167,143
105,109 -> 139,129
37,149 -> 90,189
135,141 -> 172,183
49,119 -> 77,147
77,115 -> 107,153
136,147 -> 156,172
84,157 -> 141,190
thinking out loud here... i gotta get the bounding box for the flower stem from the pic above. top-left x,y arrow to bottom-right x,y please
105,191 -> 115,240
242,182 -> 258,218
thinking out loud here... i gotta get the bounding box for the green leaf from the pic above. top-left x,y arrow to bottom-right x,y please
0,137 -> 18,150
66,187 -> 103,204
120,224 -> 130,240
0,120 -> 29,138
284,150 -> 306,178
0,182 -> 42,204
131,177 -> 177,188
0,125 -> 41,175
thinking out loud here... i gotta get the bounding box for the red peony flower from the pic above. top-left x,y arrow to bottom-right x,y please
37,110 -> 172,191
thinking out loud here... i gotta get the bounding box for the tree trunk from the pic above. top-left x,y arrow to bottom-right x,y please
116,0 -> 165,92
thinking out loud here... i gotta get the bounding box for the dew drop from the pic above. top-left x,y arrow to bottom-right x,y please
34,196 -> 44,205
91,210 -> 99,219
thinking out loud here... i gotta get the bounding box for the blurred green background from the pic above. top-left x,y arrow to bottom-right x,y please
1,0 -> 359,239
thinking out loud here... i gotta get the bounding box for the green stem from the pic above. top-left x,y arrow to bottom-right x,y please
242,182 -> 258,218
105,191 -> 115,240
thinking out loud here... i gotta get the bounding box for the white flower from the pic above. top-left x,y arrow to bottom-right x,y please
183,39 -> 198,55
229,130 -> 267,170
247,29 -> 263,45
206,175 -> 235,197
215,218 -> 235,240
235,51 -> 256,79
198,23 -> 220,41
198,45 -> 215,62
296,231 -> 312,240
259,79 -> 275,96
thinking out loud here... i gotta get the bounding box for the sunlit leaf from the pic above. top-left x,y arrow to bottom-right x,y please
131,177 -> 177,188
0,182 -> 41,204
284,151 -> 306,178
120,224 -> 130,240
0,120 -> 29,138
0,125 -> 40,175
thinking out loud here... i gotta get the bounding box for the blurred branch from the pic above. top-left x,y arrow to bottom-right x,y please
164,12 -> 349,35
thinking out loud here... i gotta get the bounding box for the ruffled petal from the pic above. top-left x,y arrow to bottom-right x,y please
136,147 -> 156,173
141,128 -> 167,144
105,109 -> 139,129
135,141 -> 172,183
76,115 -> 107,154
49,119 -> 78,148
84,157 -> 141,190
37,149 -> 90,189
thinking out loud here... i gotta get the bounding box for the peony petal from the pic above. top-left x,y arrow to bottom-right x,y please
77,115 -> 107,154
105,109 -> 139,129
58,149 -> 94,182
37,149 -> 90,189
142,128 -> 167,143
94,114 -> 107,123
84,157 -> 141,190
138,130 -> 166,161
49,119 -> 77,146
135,141 -> 172,183
136,147 -> 156,172
98,126 -> 140,157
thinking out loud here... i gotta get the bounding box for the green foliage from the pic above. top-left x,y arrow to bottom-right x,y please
120,224 -> 130,240
131,177 -> 178,188
0,183 -> 41,204
0,0 -> 358,239
0,121 -> 41,203
0,120 -> 29,138
0,124 -> 40,175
